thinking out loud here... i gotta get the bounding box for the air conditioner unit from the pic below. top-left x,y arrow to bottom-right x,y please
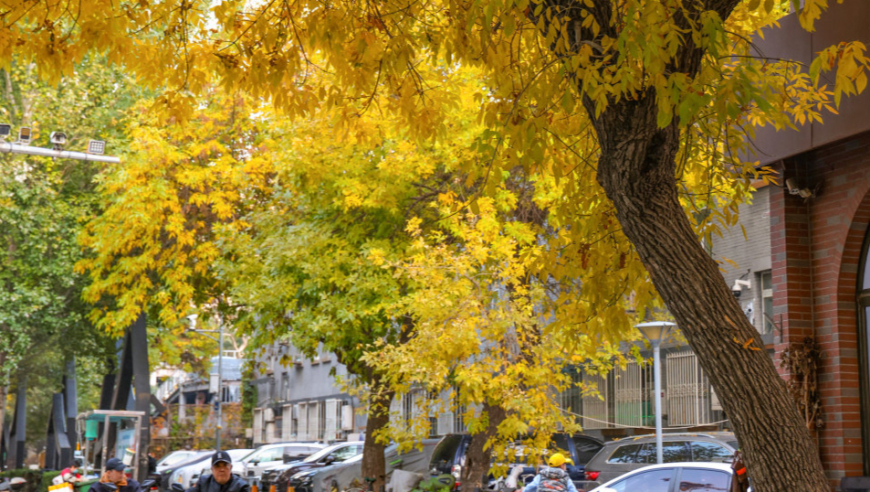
341,403 -> 354,431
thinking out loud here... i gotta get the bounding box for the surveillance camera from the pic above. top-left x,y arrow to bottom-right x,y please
50,131 -> 68,146
731,279 -> 751,298
786,177 -> 814,199
0,124 -> 11,138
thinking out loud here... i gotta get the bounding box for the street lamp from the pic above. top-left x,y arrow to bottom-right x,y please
186,314 -> 225,451
636,321 -> 675,465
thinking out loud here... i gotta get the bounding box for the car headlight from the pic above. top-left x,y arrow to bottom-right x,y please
291,472 -> 315,484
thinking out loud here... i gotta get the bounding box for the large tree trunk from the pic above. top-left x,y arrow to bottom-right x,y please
361,373 -> 395,492
460,402 -> 507,492
588,90 -> 828,491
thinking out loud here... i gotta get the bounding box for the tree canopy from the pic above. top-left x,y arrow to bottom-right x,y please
8,0 -> 870,489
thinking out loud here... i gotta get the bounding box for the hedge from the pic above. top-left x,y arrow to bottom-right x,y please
0,469 -> 62,492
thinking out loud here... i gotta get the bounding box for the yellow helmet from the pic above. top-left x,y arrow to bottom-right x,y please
547,453 -> 574,467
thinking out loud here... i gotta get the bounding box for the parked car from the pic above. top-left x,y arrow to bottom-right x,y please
588,462 -> 745,492
290,439 -> 442,492
182,449 -> 254,488
261,442 -> 364,492
582,432 -> 739,485
241,443 -> 326,481
159,451 -> 215,491
430,433 -> 604,484
157,451 -> 199,474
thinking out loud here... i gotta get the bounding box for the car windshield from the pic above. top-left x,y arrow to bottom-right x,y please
158,452 -> 193,467
304,444 -> 351,463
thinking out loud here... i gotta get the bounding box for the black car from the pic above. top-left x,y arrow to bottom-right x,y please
260,442 -> 364,492
430,433 -> 604,484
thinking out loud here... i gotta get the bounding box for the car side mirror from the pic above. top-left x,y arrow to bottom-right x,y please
171,484 -> 185,492
251,460 -> 259,465
324,455 -> 336,465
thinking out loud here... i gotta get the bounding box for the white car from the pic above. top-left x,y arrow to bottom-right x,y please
239,443 -> 325,481
590,462 -> 746,492
157,451 -> 199,474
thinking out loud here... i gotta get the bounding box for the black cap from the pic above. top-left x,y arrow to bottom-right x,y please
105,458 -> 126,471
212,451 -> 232,465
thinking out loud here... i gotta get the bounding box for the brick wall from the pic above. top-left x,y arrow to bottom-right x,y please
769,130 -> 870,484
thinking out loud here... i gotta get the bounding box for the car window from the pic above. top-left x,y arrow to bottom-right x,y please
691,442 -> 734,462
572,437 -> 603,465
255,447 -> 283,463
606,444 -> 642,464
637,442 -> 691,464
550,434 -> 571,457
430,435 -> 463,472
332,445 -> 362,461
610,469 -> 673,492
678,469 -> 730,492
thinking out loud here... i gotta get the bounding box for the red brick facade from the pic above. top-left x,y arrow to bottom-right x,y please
769,130 -> 870,483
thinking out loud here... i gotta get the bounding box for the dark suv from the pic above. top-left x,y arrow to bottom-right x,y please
429,433 -> 604,484
582,432 -> 739,485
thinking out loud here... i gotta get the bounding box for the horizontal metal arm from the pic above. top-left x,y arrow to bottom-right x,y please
0,142 -> 120,163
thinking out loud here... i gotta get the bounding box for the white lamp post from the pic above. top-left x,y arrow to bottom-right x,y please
636,321 -> 676,464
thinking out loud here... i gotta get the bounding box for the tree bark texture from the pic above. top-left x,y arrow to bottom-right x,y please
361,374 -> 395,492
587,90 -> 828,491
460,402 -> 507,492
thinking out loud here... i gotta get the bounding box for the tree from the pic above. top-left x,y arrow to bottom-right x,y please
0,56 -> 141,434
9,1 -> 870,489
217,92 -> 484,489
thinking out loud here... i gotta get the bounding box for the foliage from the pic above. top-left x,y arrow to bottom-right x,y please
0,56 -> 142,435
75,89 -> 275,372
10,0 -> 870,489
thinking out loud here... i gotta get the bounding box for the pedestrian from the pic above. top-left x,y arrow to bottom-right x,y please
521,454 -> 578,492
147,454 -> 157,476
186,452 -> 249,492
91,458 -> 141,492
52,460 -> 83,485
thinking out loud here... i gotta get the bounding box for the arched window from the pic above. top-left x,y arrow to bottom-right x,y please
857,229 -> 870,474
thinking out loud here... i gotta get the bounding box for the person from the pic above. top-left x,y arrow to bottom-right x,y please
147,454 -> 157,476
52,460 -> 82,486
521,453 -> 578,492
187,452 -> 249,492
91,458 -> 141,492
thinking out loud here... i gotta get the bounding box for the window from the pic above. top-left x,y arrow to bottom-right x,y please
331,444 -> 363,462
678,469 -> 730,492
606,444 -> 642,464
282,374 -> 291,401
637,442 -> 691,464
572,437 -> 604,465
691,442 -> 734,462
760,271 -> 774,334
610,469 -> 673,492
550,434 -> 571,457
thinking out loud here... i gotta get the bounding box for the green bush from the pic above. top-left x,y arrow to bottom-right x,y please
0,468 -> 62,492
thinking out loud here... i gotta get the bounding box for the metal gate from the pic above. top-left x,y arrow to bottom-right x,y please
666,350 -> 712,426
580,372 -> 610,429
614,361 -> 654,427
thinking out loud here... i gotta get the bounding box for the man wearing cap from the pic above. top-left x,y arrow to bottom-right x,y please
188,452 -> 249,492
91,458 -> 142,492
521,453 -> 578,492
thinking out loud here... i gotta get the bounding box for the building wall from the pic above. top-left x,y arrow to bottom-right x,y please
770,129 -> 870,483
712,185 -> 774,341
